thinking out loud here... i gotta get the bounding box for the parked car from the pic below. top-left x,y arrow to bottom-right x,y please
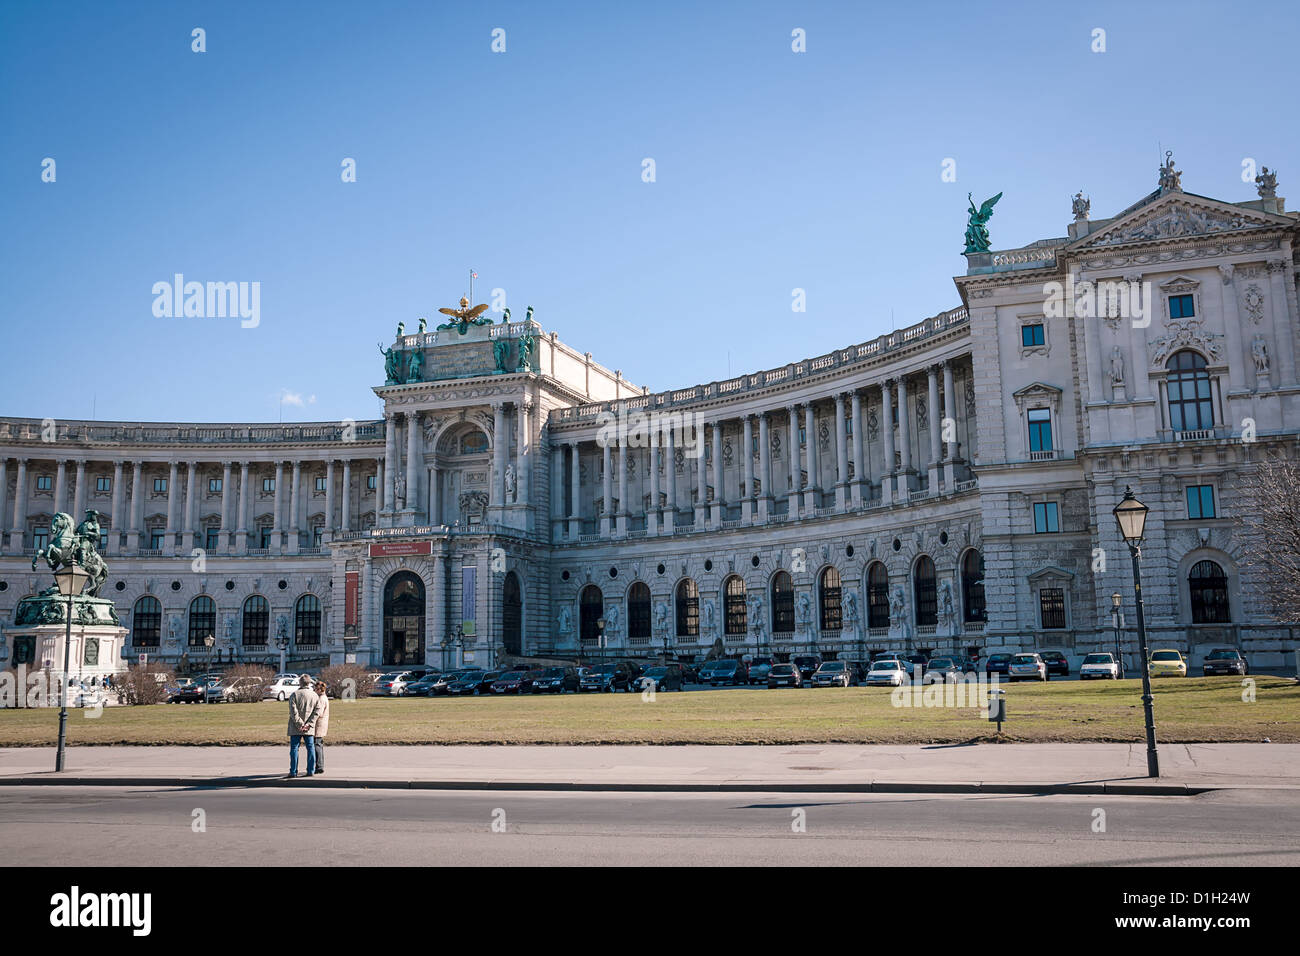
206,676 -> 261,703
632,663 -> 685,693
681,662 -> 701,684
700,659 -> 748,686
865,659 -> 907,687
984,653 -> 1014,678
403,671 -> 446,697
811,661 -> 853,687
847,661 -> 870,684
1038,650 -> 1070,677
766,663 -> 803,688
792,655 -> 822,681
262,676 -> 300,701
923,656 -> 965,683
1202,648 -> 1248,676
1079,652 -> 1121,680
372,672 -> 416,697
579,662 -> 635,692
746,658 -> 773,684
173,677 -> 218,703
532,666 -> 580,693
490,670 -> 533,694
427,669 -> 476,696
1008,652 -> 1048,682
167,677 -> 198,702
1148,649 -> 1187,678
446,670 -> 493,695
903,654 -> 929,678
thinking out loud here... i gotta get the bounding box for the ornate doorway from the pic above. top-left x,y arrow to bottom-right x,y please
383,571 -> 425,666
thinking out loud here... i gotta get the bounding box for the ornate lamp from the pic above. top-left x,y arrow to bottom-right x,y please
53,563 -> 92,598
1112,487 -> 1149,543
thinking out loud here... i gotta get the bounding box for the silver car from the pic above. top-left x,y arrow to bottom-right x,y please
1008,653 -> 1048,682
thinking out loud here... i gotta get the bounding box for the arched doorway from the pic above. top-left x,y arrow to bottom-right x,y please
580,585 -> 604,647
383,571 -> 425,666
502,571 -> 523,656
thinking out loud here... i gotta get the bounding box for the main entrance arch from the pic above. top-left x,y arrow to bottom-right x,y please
383,571 -> 425,666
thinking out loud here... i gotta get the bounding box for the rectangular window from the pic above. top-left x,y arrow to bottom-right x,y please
34,527 -> 49,549
36,475 -> 52,491
262,477 -> 275,493
149,531 -> 165,550
313,526 -> 323,548
315,476 -> 327,492
260,528 -> 272,549
1186,484 -> 1216,520
1169,294 -> 1195,319
1027,408 -> 1053,452
1021,323 -> 1046,347
1033,501 -> 1060,533
208,478 -> 222,493
798,426 -> 806,445
205,529 -> 220,551
1039,588 -> 1066,629
367,475 -> 377,490
845,416 -> 853,438
153,478 -> 167,493
99,532 -> 109,550
96,476 -> 111,492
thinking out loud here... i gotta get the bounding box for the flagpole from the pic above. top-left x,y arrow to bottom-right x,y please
469,268 -> 474,304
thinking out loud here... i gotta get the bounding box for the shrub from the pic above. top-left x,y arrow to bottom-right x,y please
115,662 -> 175,706
319,663 -> 372,700
220,664 -> 275,703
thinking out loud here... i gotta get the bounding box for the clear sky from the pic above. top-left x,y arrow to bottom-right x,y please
2,0 -> 1297,425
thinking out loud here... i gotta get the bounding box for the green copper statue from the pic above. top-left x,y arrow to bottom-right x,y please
516,330 -> 535,373
963,192 -> 1002,254
418,316 -> 427,333
493,337 -> 510,372
31,509 -> 108,598
405,347 -> 424,384
501,307 -> 511,324
397,321 -> 405,337
378,343 -> 400,384
524,305 -> 534,324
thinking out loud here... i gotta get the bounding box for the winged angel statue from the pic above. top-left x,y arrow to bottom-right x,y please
963,192 -> 1002,254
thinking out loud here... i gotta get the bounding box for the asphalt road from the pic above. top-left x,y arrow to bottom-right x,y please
5,785 -> 1299,866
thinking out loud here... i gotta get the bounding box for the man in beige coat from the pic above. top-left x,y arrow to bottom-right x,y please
286,674 -> 322,778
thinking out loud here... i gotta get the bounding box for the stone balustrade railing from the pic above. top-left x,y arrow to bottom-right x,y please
0,419 -> 385,446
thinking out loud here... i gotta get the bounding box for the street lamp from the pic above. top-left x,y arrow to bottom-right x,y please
1113,486 -> 1159,778
1110,591 -> 1126,679
275,633 -> 289,676
596,617 -> 606,662
204,633 -> 215,670
52,560 -> 92,773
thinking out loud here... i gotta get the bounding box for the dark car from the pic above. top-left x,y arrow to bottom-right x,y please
985,653 -> 1013,677
847,661 -> 869,685
1038,650 -> 1070,677
532,666 -> 580,693
173,677 -> 217,703
447,670 -> 495,695
700,659 -> 748,686
490,670 -> 534,694
904,654 -> 929,678
811,661 -> 853,687
767,663 -> 802,688
579,662 -> 635,692
1202,648 -> 1248,676
432,669 -> 481,695
682,662 -> 701,684
792,655 -> 822,681
632,663 -> 685,693
403,671 -> 445,697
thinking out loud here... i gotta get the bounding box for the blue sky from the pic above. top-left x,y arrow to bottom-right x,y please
2,0 -> 1297,424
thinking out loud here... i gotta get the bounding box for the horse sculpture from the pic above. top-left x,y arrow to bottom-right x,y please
31,509 -> 109,598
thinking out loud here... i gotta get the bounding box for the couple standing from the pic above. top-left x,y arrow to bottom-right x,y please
286,674 -> 330,778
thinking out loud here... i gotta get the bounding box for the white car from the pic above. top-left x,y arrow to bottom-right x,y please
371,671 -> 415,697
1008,652 -> 1048,682
1079,652 -> 1120,680
865,659 -> 907,687
263,676 -> 300,701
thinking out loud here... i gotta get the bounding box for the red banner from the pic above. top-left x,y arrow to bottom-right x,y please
345,571 -> 359,635
368,541 -> 432,557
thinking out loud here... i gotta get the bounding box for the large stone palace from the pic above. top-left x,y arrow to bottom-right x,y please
2,157 -> 1297,674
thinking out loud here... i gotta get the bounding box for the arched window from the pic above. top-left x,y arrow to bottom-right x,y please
961,550 -> 986,623
866,563 -> 890,629
580,585 -> 604,644
628,582 -> 651,641
295,594 -> 322,645
188,595 -> 215,646
819,567 -> 842,631
724,576 -> 747,635
675,579 -> 699,638
242,595 -> 269,645
132,596 -> 161,646
1189,560 -> 1230,624
502,572 -> 522,655
1166,351 -> 1214,432
913,556 -> 937,627
771,571 -> 794,634
459,430 -> 489,455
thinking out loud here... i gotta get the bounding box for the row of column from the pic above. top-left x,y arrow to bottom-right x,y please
0,456 -> 379,554
552,361 -> 961,538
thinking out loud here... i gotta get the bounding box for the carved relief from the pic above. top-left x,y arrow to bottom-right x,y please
1148,317 -> 1224,367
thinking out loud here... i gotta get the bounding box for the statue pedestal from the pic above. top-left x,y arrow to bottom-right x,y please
5,595 -> 128,706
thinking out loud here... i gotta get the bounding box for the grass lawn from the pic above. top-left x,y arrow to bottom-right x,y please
0,676 -> 1296,746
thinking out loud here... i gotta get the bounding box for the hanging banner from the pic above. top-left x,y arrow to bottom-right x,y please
345,571 -> 359,636
461,565 -> 477,635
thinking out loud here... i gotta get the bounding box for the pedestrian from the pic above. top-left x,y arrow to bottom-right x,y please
286,674 -> 321,779
312,679 -> 330,776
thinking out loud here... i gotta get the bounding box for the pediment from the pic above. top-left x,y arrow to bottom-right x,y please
1012,382 -> 1062,401
1068,193 -> 1290,251
1027,565 -> 1074,583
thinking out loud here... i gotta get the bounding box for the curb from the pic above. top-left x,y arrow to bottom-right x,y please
0,775 -> 1211,795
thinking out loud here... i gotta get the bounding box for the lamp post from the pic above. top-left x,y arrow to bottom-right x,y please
275,633 -> 289,676
204,633 -> 215,670
1113,486 -> 1159,778
53,561 -> 92,773
596,617 -> 606,663
1110,591 -> 1126,679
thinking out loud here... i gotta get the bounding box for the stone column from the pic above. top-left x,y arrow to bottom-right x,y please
72,460 -> 86,518
616,441 -> 628,537
549,440 -> 564,541
517,402 -> 531,510
288,460 -> 301,553
710,420 -> 723,526
664,427 -> 676,533
695,422 -> 708,527
341,460 -> 352,532
758,412 -> 772,521
568,440 -> 582,539
942,361 -> 957,488
165,461 -> 179,545
0,458 -> 8,548
1268,261 -> 1296,387
9,459 -> 27,551
405,411 -> 421,522
219,462 -> 233,537
742,415 -> 755,523
54,460 -> 68,515
601,439 -> 613,537
1217,266 -> 1248,395
375,459 -> 384,522
126,460 -> 142,551
850,391 -> 864,508
490,403 -> 506,516
648,428 -> 661,536
109,461 -> 124,554
803,404 -> 818,513
235,462 -> 250,552
272,461 -> 285,548
429,552 -> 446,662
834,394 -> 848,511
429,462 -> 439,525
324,460 -> 336,539
927,365 -> 942,490
880,381 -> 895,506
896,376 -> 914,496
181,461 -> 198,551
786,405 -> 800,518
383,413 -> 398,514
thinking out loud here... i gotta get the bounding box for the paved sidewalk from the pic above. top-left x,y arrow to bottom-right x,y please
1,743 -> 1296,794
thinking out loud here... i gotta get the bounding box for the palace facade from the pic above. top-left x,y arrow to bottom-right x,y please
2,159 -> 1298,674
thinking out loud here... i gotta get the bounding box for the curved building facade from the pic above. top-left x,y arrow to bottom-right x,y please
2,164 -> 1298,674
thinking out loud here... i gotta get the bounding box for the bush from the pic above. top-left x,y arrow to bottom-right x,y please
115,662 -> 175,706
221,664 -> 275,703
319,663 -> 372,700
